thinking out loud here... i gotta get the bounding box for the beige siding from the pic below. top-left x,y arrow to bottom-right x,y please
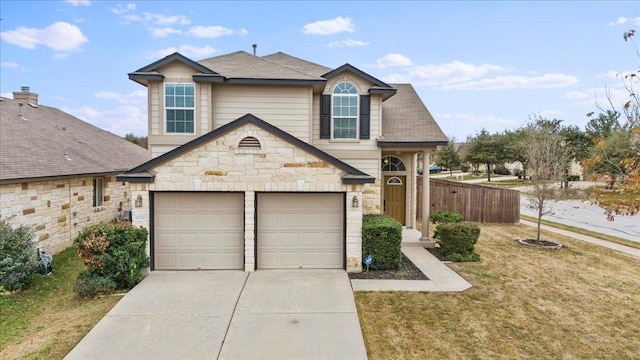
340,158 -> 380,179
311,72 -> 381,152
0,176 -> 130,254
212,84 -> 311,142
150,83 -> 160,135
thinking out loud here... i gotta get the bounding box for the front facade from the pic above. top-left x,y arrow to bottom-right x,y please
121,51 -> 447,272
0,89 -> 150,253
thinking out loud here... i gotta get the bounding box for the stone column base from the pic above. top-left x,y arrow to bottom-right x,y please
420,237 -> 437,249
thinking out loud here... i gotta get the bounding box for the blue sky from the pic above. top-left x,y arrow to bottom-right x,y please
1,1 -> 638,141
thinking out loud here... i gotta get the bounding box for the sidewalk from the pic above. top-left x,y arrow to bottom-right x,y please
520,219 -> 640,258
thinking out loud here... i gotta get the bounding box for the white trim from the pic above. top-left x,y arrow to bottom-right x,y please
164,82 -> 196,135
386,176 -> 403,185
331,81 -> 359,140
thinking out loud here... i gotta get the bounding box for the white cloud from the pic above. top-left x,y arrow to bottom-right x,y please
0,22 -> 88,52
151,27 -> 182,38
303,17 -> 354,35
65,0 -> 90,6
443,73 -> 579,90
609,16 -> 640,26
187,25 -> 234,38
95,90 -> 146,105
567,85 -> 633,111
326,39 -> 369,48
145,45 -> 217,59
374,53 -> 413,68
565,91 -> 591,100
63,104 -> 147,136
111,4 -> 190,26
1,61 -> 20,69
382,60 -> 576,90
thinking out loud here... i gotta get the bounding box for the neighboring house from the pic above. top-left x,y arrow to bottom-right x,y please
0,88 -> 150,253
119,50 -> 447,272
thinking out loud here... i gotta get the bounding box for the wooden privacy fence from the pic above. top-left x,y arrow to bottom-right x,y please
417,177 -> 520,224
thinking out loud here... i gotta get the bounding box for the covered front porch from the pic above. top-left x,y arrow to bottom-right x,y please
380,148 -> 437,248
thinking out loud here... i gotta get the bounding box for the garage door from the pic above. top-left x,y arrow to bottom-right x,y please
154,192 -> 244,270
257,193 -> 344,269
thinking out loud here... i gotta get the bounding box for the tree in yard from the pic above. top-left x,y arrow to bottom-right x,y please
124,133 -> 148,149
582,29 -> 640,216
585,110 -> 621,143
462,129 -> 507,181
434,137 -> 461,176
523,120 -> 572,241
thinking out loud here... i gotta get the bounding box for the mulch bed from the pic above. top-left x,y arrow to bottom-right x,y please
348,254 -> 428,280
518,238 -> 563,249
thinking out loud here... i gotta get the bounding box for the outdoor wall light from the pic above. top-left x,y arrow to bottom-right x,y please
135,195 -> 143,208
352,195 -> 359,208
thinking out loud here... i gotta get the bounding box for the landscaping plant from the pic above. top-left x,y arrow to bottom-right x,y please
435,222 -> 480,262
0,220 -> 39,292
362,214 -> 402,270
74,223 -> 149,297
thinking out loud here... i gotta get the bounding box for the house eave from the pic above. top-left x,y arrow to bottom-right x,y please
341,175 -> 376,184
377,140 -> 449,148
116,172 -> 155,183
192,74 -> 226,83
224,78 -> 326,86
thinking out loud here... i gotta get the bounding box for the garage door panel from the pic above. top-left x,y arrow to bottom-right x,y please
154,193 -> 244,270
257,193 -> 344,269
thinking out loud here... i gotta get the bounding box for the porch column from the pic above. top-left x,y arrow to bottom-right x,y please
421,150 -> 436,247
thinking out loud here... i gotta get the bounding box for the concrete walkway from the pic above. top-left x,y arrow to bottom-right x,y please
350,229 -> 472,292
520,219 -> 640,258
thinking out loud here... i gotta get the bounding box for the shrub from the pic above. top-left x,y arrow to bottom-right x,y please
74,223 -> 149,296
493,165 -> 511,175
514,169 -> 524,178
73,271 -> 117,298
436,222 -> 480,262
430,210 -> 463,224
0,220 -> 39,291
460,164 -> 470,172
567,174 -> 580,181
362,214 -> 402,270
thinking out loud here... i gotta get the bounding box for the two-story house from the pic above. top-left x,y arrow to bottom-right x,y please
118,50 -> 447,272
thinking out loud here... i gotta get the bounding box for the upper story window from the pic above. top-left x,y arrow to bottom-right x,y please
165,83 -> 194,134
332,81 -> 358,139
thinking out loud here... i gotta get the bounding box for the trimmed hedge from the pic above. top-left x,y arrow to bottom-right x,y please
436,222 -> 481,262
362,214 -> 402,270
431,210 -> 463,225
74,223 -> 149,297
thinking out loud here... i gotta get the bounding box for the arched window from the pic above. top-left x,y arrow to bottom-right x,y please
381,156 -> 406,171
238,136 -> 261,149
386,176 -> 403,185
332,81 -> 358,139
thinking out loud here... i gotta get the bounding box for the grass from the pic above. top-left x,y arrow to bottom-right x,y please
520,214 -> 640,249
0,247 -> 121,360
355,223 -> 640,359
589,184 -> 640,214
480,179 -> 531,188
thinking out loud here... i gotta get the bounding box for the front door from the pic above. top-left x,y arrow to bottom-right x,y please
384,176 -> 406,225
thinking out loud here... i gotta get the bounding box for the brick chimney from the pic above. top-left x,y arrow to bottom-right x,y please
13,86 -> 38,105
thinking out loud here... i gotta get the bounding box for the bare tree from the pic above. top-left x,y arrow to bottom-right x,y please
523,120 -> 572,241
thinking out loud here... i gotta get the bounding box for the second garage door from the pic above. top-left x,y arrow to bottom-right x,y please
154,192 -> 244,270
257,193 -> 344,269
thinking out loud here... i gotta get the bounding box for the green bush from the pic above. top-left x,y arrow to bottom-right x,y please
0,220 -> 39,291
493,165 -> 511,175
514,169 -> 524,178
567,174 -> 580,181
430,210 -> 463,224
74,223 -> 149,296
362,214 -> 402,270
436,222 -> 480,262
460,164 -> 470,172
73,271 -> 117,298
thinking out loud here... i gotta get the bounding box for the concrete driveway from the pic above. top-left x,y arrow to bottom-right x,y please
65,270 -> 367,360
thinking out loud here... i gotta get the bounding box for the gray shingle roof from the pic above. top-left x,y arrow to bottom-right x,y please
0,97 -> 150,183
261,52 -> 332,78
199,51 -> 324,80
379,84 -> 448,145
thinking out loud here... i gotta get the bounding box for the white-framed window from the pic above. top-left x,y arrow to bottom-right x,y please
93,178 -> 104,207
165,83 -> 195,134
381,156 -> 406,171
332,81 -> 358,139
386,176 -> 403,185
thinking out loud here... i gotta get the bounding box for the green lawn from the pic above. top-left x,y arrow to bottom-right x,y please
0,247 -> 120,360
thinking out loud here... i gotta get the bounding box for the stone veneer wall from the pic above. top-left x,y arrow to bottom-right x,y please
0,175 -> 130,254
130,123 -> 365,272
